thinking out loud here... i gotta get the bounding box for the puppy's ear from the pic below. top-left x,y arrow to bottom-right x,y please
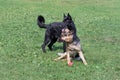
70,30 -> 74,34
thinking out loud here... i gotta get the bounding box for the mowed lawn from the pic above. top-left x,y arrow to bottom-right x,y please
0,0 -> 120,80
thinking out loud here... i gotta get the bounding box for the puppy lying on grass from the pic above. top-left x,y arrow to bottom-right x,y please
54,28 -> 87,66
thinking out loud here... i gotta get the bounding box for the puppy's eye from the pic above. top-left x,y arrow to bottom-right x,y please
64,34 -> 67,36
61,33 -> 65,37
68,34 -> 71,36
61,35 -> 64,37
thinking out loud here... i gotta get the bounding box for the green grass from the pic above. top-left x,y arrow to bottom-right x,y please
0,0 -> 120,80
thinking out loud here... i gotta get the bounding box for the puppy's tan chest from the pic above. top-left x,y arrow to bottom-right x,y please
67,44 -> 77,53
68,44 -> 75,50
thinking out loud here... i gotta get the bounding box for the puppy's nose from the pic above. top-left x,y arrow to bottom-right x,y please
65,37 -> 70,40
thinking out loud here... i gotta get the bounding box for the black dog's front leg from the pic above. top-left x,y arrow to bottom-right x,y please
48,38 -> 57,51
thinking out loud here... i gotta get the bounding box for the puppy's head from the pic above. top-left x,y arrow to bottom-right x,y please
61,28 -> 74,42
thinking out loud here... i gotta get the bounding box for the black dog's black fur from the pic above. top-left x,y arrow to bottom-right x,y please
37,13 -> 76,53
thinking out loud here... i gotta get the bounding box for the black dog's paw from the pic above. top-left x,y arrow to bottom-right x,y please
48,45 -> 53,51
41,45 -> 46,53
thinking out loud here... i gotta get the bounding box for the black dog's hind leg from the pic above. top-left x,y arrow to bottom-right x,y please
41,40 -> 50,53
41,35 -> 51,53
48,38 -> 57,51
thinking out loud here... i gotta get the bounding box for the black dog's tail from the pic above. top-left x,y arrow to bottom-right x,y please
37,15 -> 47,28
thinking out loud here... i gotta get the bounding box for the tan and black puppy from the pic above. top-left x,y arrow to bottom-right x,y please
55,28 -> 87,66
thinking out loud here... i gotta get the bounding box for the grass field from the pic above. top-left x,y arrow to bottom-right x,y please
0,0 -> 120,80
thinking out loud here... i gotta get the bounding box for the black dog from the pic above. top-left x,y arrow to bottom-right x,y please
37,13 -> 76,53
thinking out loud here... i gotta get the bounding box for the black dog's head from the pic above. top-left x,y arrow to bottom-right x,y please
63,13 -> 76,34
63,13 -> 72,23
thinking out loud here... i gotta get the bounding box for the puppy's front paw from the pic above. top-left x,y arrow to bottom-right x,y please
84,62 -> 88,65
54,58 -> 58,61
68,61 -> 73,66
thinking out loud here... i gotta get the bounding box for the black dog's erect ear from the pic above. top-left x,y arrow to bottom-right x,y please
67,13 -> 71,17
63,13 -> 66,18
67,13 -> 72,19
